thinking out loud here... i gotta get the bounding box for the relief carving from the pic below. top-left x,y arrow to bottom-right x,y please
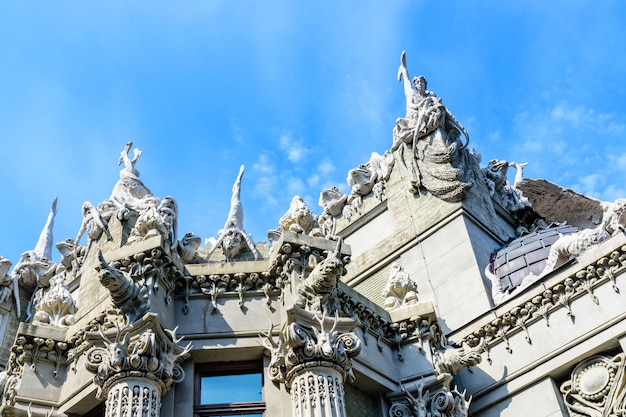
561,353 -> 626,417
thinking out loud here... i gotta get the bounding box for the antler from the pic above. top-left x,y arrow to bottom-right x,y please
259,319 -> 278,351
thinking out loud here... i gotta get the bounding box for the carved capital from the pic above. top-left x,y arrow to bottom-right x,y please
85,317 -> 191,399
389,377 -> 471,417
265,306 -> 360,390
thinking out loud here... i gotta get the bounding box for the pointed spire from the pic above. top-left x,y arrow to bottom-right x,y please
33,198 -> 58,261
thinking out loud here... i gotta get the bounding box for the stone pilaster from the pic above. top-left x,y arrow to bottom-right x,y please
290,368 -> 345,417
105,378 -> 161,417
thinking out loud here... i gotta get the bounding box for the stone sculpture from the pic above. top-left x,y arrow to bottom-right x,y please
31,268 -> 77,326
433,339 -> 485,377
96,250 -> 149,323
297,239 -> 346,314
75,201 -> 113,245
207,165 -> 259,261
268,196 -> 323,244
127,196 -> 179,248
13,199 -> 59,321
0,257 -> 19,316
393,51 -> 472,201
176,232 -> 202,263
381,263 -> 418,310
110,141 -> 153,209
541,199 -> 626,275
481,159 -> 530,213
346,150 -> 395,217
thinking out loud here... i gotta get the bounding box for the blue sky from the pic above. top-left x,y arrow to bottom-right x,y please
0,1 -> 625,265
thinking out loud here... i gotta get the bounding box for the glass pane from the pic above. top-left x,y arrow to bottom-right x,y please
200,373 -> 262,404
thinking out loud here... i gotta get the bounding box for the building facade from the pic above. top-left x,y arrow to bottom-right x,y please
0,52 -> 625,417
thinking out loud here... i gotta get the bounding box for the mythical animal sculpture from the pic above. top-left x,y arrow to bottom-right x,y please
541,199 -> 626,275
177,232 -> 202,263
515,179 -> 626,275
297,239 -> 346,313
381,263 -> 418,310
433,339 -> 485,376
96,250 -> 149,322
207,166 -> 259,261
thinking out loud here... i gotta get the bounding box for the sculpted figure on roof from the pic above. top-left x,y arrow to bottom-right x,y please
110,141 -> 153,209
207,165 -> 259,261
393,51 -> 473,202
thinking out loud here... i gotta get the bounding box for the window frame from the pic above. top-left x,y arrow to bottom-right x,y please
194,361 -> 265,417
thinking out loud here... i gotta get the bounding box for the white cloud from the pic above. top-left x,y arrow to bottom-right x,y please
318,158 -> 335,176
278,131 -> 310,163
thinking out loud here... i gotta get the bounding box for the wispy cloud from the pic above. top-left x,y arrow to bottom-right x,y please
278,131 -> 310,163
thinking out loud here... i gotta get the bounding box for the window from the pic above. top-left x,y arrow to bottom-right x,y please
194,362 -> 265,417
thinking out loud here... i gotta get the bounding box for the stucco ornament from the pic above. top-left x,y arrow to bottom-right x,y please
541,199 -> 626,275
261,311 -> 361,387
207,165 -> 259,261
317,186 -> 349,236
393,51 -> 472,202
381,263 -> 418,310
109,141 -> 153,209
31,267 -> 77,326
346,150 -> 395,217
561,353 -> 626,417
